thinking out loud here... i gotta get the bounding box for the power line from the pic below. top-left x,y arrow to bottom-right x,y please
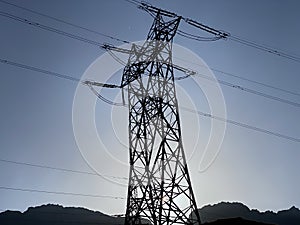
187,20 -> 300,63
0,158 -> 127,180
85,83 -> 124,106
104,45 -> 300,101
210,67 -> 300,97
177,29 -> 222,42
78,38 -> 300,108
3,7 -> 299,107
0,59 -> 81,83
123,0 -> 140,7
0,58 -> 124,107
1,9 -> 299,102
1,58 -> 299,143
102,49 -> 300,106
0,0 -> 129,44
0,11 -> 105,48
2,55 -> 300,110
128,0 -> 300,63
0,58 -> 126,108
182,107 -> 300,143
173,55 -> 300,97
0,158 -> 162,182
0,186 -> 125,199
2,1 -> 298,99
194,71 -> 300,108
177,28 -> 300,63
0,8 -> 298,140
78,41 -> 300,108
228,35 -> 300,63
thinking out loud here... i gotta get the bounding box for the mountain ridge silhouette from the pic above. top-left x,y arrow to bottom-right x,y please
0,202 -> 299,225
0,204 -> 124,225
198,201 -> 300,225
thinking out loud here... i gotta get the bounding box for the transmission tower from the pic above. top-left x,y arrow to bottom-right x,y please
121,4 -> 201,225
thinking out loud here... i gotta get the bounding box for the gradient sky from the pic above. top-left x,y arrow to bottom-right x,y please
0,0 -> 299,216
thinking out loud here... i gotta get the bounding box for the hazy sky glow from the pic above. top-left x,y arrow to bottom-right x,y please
0,0 -> 299,215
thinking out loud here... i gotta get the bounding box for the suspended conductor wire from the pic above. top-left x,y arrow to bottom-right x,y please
123,0 -> 140,7
0,186 -> 125,199
2,43 -> 300,109
128,0 -> 300,63
194,71 -> 300,108
229,35 -> 300,63
0,0 -> 130,44
0,158 -> 162,182
177,31 -> 220,42
2,9 -> 299,98
0,158 -> 127,180
1,58 -> 299,143
0,58 -> 123,107
232,34 -> 300,60
181,106 -> 300,143
0,58 -> 81,82
2,55 -> 300,108
110,46 -> 300,108
107,50 -> 127,66
177,30 -> 222,42
171,54 -> 300,97
105,46 -> 196,80
0,6 -> 299,138
211,67 -> 300,97
86,84 -> 124,107
175,74 -> 191,80
0,11 -> 105,48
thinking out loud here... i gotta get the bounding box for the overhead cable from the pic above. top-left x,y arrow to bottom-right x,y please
0,186 -> 125,199
181,107 -> 300,143
0,158 -> 127,180
131,1 -> 300,63
0,11 -> 105,47
1,9 -> 298,98
0,0 -> 129,44
1,58 -> 299,143
194,72 -> 300,108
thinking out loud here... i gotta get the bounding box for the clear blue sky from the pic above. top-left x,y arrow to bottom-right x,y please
0,0 -> 299,215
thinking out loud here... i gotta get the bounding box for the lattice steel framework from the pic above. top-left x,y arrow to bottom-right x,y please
122,6 -> 201,225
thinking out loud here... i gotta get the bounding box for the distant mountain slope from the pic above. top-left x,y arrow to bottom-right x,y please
199,202 -> 300,225
0,202 -> 299,225
203,217 -> 275,225
0,204 -> 124,225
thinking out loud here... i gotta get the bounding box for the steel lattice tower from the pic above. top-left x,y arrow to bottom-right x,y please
122,5 -> 201,225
